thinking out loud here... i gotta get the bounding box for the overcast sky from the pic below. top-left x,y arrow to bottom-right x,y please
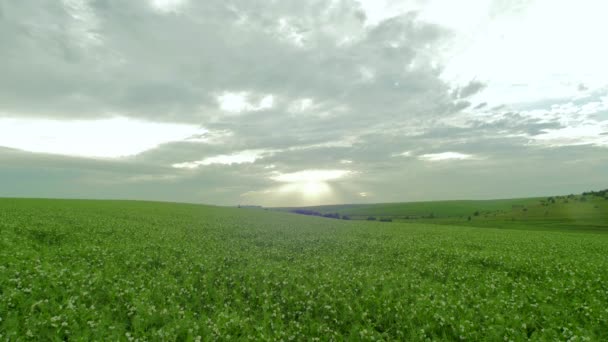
1,0 -> 607,206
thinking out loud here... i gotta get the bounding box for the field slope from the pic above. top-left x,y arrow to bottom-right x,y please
279,193 -> 608,232
1,198 -> 608,340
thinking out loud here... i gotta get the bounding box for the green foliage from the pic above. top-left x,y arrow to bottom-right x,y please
1,199 -> 608,340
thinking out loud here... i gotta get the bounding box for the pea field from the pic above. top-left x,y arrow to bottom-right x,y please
1,198 -> 607,341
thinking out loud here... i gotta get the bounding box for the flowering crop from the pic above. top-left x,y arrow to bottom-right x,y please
1,199 -> 607,340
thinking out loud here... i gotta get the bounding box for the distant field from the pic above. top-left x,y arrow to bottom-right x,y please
278,194 -> 608,232
1,198 -> 608,340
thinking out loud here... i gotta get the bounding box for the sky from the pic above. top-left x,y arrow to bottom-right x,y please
1,0 -> 607,206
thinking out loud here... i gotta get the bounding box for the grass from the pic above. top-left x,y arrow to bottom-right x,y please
1,198 -> 608,340
280,194 -> 608,232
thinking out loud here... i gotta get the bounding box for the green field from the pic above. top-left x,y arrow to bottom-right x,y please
1,198 -> 608,340
280,194 -> 608,232
282,197 -> 542,218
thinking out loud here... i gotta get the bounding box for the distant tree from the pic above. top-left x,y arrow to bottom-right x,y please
322,213 -> 340,219
342,215 -> 350,220
367,216 -> 377,221
467,216 -> 472,221
380,218 -> 392,222
473,211 -> 480,216
292,209 -> 322,216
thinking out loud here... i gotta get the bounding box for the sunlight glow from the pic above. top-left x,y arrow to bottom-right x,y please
278,181 -> 332,197
271,170 -> 351,183
270,169 -> 351,198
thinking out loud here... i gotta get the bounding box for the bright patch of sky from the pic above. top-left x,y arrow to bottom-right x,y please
531,124 -> 608,148
262,170 -> 353,204
358,0 -> 608,105
0,116 -> 205,158
440,0 -> 608,105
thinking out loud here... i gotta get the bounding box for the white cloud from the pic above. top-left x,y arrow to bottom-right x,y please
288,98 -> 315,114
184,130 -> 233,144
393,151 -> 412,157
217,92 -> 275,113
531,123 -> 608,148
150,0 -> 188,13
440,0 -> 608,104
418,152 -> 478,162
172,150 -> 270,169
0,116 -> 205,158
277,18 -> 306,47
287,138 -> 358,151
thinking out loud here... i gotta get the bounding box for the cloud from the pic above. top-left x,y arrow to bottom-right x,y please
1,0 -> 607,205
216,92 -> 275,114
392,151 -> 413,157
151,0 -> 188,14
456,80 -> 486,98
473,102 -> 488,109
530,124 -> 608,148
172,150 -> 272,169
418,152 -> 478,162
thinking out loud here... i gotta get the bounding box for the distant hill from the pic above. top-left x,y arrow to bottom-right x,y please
277,191 -> 608,232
